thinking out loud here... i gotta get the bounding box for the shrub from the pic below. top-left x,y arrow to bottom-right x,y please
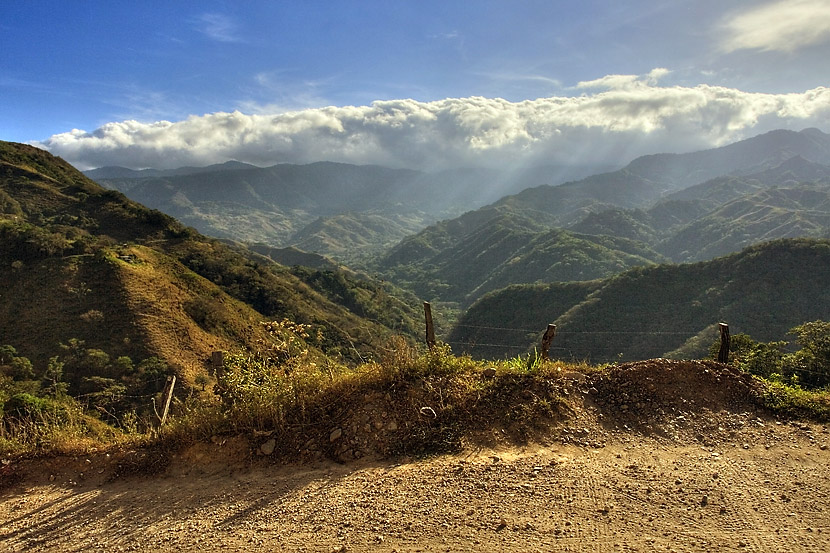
4,393 -> 64,421
213,320 -> 331,431
782,321 -> 830,388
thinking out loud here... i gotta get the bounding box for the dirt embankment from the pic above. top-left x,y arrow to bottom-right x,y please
2,360 -> 829,553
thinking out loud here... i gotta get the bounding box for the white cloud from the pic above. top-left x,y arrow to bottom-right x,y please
194,13 -> 243,43
36,71 -> 830,171
721,0 -> 830,53
576,68 -> 671,91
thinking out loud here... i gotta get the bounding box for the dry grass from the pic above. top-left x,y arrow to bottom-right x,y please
0,400 -> 141,457
4,336 -> 829,461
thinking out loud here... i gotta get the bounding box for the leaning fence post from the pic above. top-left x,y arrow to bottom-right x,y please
541,324 -> 557,360
159,375 -> 176,426
423,301 -> 436,349
717,322 -> 730,363
210,350 -> 225,377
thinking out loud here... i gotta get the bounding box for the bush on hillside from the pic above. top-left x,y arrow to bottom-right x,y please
714,320 -> 830,389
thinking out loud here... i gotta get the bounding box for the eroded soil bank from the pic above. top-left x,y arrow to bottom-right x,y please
2,361 -> 829,552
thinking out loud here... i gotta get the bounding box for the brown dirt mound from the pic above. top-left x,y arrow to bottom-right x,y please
588,359 -> 767,444
245,359 -> 769,464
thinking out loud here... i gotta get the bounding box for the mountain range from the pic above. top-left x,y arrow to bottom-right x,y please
9,126 -> 830,372
0,141 -> 423,393
379,129 -> 830,305
449,238 -> 830,363
85,162 -> 612,265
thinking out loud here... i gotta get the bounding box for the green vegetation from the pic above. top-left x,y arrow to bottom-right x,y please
1,339 -> 170,424
378,208 -> 663,305
452,239 -> 830,362
0,140 -> 423,374
705,322 -> 830,420
715,321 -> 830,389
0,341 -> 159,455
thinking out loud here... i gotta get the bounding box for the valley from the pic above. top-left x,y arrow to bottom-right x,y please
7,4 -> 830,551
79,128 -> 830,360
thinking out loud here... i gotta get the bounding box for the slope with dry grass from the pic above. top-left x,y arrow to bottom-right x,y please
0,140 -> 421,391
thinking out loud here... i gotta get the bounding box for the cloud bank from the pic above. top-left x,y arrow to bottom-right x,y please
37,72 -> 830,171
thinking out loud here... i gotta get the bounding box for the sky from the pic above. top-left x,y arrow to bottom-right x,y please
1,0 -> 830,170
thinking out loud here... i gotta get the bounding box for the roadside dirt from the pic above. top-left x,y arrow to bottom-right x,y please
2,360 -> 830,552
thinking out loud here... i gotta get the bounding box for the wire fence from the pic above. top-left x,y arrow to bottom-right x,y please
431,309 -> 830,376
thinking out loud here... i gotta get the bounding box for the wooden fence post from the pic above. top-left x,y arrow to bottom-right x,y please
717,322 -> 730,363
423,301 -> 436,349
159,375 -> 176,426
210,350 -> 225,377
541,324 -> 557,360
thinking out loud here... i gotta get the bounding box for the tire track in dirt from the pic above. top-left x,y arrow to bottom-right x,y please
4,359 -> 830,552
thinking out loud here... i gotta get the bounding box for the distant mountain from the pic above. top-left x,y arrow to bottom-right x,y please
568,156 -> 830,262
83,160 -> 259,181
0,141 -> 423,389
377,208 -> 665,305
450,239 -> 830,362
490,128 -> 830,225
656,183 -> 830,262
84,161 -> 611,262
244,243 -> 343,272
663,154 -> 830,209
384,129 -> 830,304
288,212 -> 431,266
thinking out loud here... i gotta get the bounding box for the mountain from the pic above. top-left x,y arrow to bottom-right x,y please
490,128 -> 830,226
83,160 -> 260,181
664,155 -> 830,205
0,142 -> 422,392
287,211 -> 431,265
85,162 -> 611,263
377,208 -> 665,305
656,183 -> 830,262
244,243 -> 343,272
568,156 -> 830,262
449,239 -> 830,362
382,130 -> 830,304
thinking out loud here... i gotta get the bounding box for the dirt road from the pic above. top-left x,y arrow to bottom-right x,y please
3,361 -> 830,552
2,420 -> 829,553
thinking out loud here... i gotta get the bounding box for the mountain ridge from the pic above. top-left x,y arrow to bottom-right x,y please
449,238 -> 830,362
1,140 -> 423,386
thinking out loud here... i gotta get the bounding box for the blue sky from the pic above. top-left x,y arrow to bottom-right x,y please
2,0 -> 830,169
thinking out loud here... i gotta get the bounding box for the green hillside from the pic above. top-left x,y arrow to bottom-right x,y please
0,142 -> 422,392
288,211 -> 433,265
450,239 -> 830,362
377,129 -> 830,305
447,280 -> 602,359
657,184 -> 830,262
87,161 -> 609,264
378,208 -> 663,305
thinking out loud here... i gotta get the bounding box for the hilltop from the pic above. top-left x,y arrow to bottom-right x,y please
0,141 -> 422,395
450,238 -> 830,361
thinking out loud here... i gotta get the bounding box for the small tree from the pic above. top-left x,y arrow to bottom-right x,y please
782,321 -> 830,388
43,356 -> 68,397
